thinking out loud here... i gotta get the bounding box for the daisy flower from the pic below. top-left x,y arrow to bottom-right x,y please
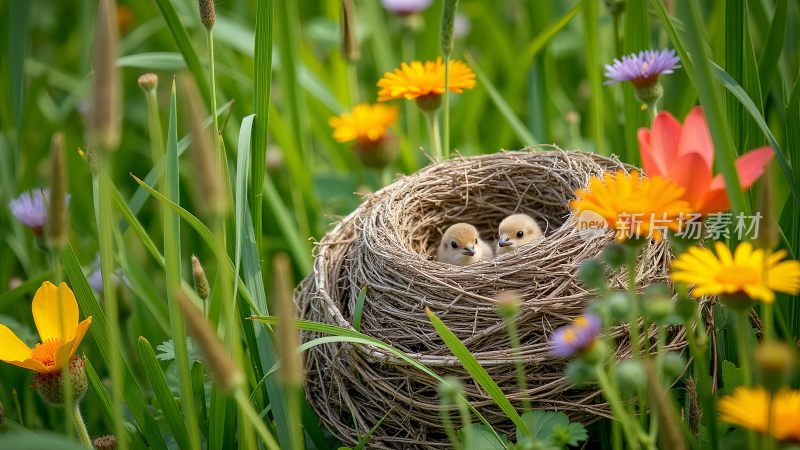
329,103 -> 400,169
718,386 -> 800,441
604,49 -> 680,87
550,314 -> 602,358
570,170 -> 691,241
377,57 -> 475,109
672,241 -> 800,303
8,189 -> 71,235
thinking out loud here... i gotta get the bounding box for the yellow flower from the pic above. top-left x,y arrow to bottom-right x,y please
328,103 -> 398,144
0,282 -> 92,373
718,386 -> 800,441
672,241 -> 800,303
569,170 -> 690,241
377,57 -> 476,102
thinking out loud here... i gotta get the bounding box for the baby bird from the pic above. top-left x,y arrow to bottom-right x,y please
496,213 -> 543,256
436,223 -> 494,266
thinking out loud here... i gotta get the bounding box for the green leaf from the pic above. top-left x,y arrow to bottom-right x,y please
151,0 -> 211,106
720,360 -> 743,396
425,309 -> 529,435
251,316 -> 507,445
516,410 -> 587,448
711,63 -> 800,205
352,286 -> 368,332
458,424 -> 509,450
757,0 -> 787,96
61,244 -> 168,450
580,0 -> 605,155
138,337 -> 192,450
252,0 -> 273,255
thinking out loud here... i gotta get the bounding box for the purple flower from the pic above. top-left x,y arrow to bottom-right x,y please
86,255 -> 130,294
453,14 -> 471,40
604,49 -> 680,87
381,0 -> 433,15
549,314 -> 602,358
8,189 -> 71,235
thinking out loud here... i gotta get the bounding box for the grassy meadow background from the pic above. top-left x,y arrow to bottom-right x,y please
0,0 -> 799,448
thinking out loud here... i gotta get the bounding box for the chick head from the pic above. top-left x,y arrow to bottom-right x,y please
497,213 -> 541,254
438,223 -> 482,264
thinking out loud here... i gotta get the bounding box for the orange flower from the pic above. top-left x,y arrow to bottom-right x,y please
570,170 -> 690,241
377,57 -> 475,102
637,107 -> 773,215
329,103 -> 398,144
0,282 -> 92,373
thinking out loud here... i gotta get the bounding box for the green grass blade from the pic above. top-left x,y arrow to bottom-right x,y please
621,0 -> 650,165
192,362 -> 209,439
757,0 -> 787,96
262,177 -> 313,273
675,0 -> 748,214
61,244 -> 168,450
151,0 -> 211,105
0,272 -> 50,314
724,0 -> 745,152
425,309 -> 529,436
464,52 -> 537,146
7,0 -> 30,131
137,337 -> 191,450
250,316 -> 509,447
519,2 -> 581,65
581,0 -> 605,155
164,80 -> 202,450
352,286 -> 368,332
85,360 -> 142,450
712,63 -> 800,205
252,0 -> 273,256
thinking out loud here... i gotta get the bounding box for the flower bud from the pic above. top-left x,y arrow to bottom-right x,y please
564,359 -> 595,386
602,243 -> 628,269
199,0 -> 216,30
661,351 -> 687,381
495,291 -> 521,321
579,340 -> 608,366
577,259 -> 606,289
440,0 -> 460,57
755,341 -> 796,394
719,292 -> 756,312
604,0 -> 626,15
272,253 -> 303,386
634,82 -> 663,106
94,435 -> 117,450
437,375 -> 463,403
191,255 -> 210,300
46,133 -> 69,251
605,291 -> 633,322
177,292 -> 243,392
341,0 -> 360,63
354,133 -> 398,169
137,73 -> 158,92
180,76 -> 230,217
89,0 -> 121,151
415,94 -> 442,112
32,356 -> 88,405
642,283 -> 675,324
614,359 -> 646,394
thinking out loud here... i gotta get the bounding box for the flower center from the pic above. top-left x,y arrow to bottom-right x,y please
31,339 -> 64,367
562,329 -> 577,343
715,266 -> 761,286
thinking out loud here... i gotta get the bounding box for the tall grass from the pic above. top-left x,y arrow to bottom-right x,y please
0,1 -> 798,449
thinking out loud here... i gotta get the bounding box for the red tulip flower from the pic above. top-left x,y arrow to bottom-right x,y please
637,107 -> 773,215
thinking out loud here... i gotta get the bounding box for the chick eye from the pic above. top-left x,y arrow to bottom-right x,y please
516,231 -> 524,238
450,241 -> 458,249
475,239 -> 478,244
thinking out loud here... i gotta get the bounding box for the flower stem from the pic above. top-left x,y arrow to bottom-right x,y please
504,316 -> 531,412
401,33 -> 421,155
682,313 -> 719,449
443,55 -> 451,160
595,366 -> 642,450
234,389 -> 281,450
423,110 -> 443,161
72,404 -> 92,449
734,311 -> 753,386
206,28 -> 222,163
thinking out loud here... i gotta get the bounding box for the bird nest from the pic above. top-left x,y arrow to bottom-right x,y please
297,148 -> 687,449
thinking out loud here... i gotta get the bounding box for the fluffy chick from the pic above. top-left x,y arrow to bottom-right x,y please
436,223 -> 493,266
496,213 -> 543,256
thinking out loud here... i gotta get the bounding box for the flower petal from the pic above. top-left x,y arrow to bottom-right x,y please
10,358 -> 50,373
708,147 -> 774,192
677,107 -> 714,170
672,152 -> 712,209
68,317 -> 92,358
0,323 -> 32,362
645,112 -> 682,177
32,281 -> 79,342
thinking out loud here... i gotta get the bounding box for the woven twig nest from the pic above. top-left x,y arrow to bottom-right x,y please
297,148 -> 687,449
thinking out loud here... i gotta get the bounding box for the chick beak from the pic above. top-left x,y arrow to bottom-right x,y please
463,246 -> 476,256
498,237 -> 512,247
